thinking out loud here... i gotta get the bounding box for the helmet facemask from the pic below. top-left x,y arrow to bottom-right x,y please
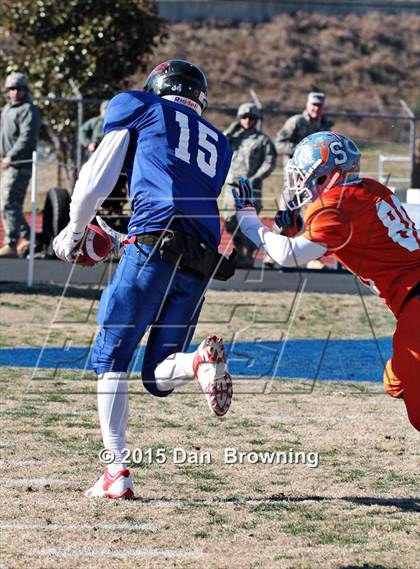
284,158 -> 323,210
284,132 -> 362,210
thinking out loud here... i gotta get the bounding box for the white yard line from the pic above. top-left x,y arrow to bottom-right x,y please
0,478 -> 66,487
0,496 -> 363,508
0,460 -> 38,467
40,547 -> 202,559
2,409 -> 93,416
0,522 -> 152,531
264,412 -> 389,423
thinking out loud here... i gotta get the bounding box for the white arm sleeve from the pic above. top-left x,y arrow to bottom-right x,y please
69,129 -> 130,231
236,207 -> 327,267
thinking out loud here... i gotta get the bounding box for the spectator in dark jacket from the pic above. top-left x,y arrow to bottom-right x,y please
79,100 -> 109,155
0,72 -> 41,257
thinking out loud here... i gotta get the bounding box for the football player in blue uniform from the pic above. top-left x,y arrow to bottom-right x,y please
53,60 -> 233,499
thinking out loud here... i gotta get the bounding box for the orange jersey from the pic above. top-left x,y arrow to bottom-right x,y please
303,178 -> 420,316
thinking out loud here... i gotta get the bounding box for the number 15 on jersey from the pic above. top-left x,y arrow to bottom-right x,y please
173,110 -> 219,178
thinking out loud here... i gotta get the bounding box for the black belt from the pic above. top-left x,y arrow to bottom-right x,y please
133,231 -> 236,281
135,231 -> 172,246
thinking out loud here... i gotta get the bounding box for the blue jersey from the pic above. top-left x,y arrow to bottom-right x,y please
104,91 -> 232,249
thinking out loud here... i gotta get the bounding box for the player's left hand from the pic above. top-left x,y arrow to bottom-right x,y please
274,208 -> 304,237
232,177 -> 256,210
53,224 -> 86,263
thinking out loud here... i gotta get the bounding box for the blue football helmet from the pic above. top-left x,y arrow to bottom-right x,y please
284,131 -> 361,210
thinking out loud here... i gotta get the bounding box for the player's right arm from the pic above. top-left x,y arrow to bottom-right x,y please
233,179 -> 327,267
54,91 -> 151,262
238,207 -> 327,266
69,129 -> 130,231
53,129 -> 130,262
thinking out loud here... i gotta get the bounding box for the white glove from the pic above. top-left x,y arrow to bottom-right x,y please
53,224 -> 86,263
96,215 -> 128,257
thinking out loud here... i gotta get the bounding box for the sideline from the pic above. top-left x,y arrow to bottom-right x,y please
0,338 -> 392,382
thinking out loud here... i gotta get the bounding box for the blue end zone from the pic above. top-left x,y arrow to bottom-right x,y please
0,338 -> 392,382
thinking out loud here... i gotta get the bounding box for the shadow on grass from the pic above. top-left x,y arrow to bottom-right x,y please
338,565 -> 401,569
259,494 -> 420,513
131,494 -> 420,513
0,282 -> 102,300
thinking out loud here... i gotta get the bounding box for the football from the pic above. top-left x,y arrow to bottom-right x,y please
75,223 -> 113,266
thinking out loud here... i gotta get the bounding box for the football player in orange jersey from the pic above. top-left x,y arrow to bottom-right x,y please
233,131 -> 420,432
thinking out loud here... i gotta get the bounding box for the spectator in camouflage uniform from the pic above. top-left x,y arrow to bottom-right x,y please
275,92 -> 334,168
79,100 -> 109,155
264,92 -> 333,268
224,102 -> 276,268
0,72 -> 41,257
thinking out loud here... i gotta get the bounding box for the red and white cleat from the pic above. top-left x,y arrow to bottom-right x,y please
193,336 -> 233,417
85,467 -> 134,499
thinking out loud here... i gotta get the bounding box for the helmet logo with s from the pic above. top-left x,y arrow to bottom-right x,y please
284,131 -> 361,210
330,141 -> 348,165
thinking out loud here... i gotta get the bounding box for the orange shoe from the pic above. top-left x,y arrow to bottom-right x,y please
383,359 -> 404,399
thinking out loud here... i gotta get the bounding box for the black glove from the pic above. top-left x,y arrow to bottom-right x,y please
232,178 -> 255,210
274,209 -> 304,237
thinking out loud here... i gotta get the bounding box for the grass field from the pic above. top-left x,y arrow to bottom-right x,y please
1,286 -> 419,568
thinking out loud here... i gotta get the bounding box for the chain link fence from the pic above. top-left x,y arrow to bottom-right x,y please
1,96 -> 419,285
2,95 -> 419,240
27,96 -> 418,201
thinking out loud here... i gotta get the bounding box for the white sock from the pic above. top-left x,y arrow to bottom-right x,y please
154,351 -> 196,391
97,372 -> 129,474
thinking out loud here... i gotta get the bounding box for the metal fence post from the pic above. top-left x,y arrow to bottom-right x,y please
27,150 -> 38,288
69,79 -> 84,175
400,99 -> 416,188
379,155 -> 384,184
76,98 -> 84,174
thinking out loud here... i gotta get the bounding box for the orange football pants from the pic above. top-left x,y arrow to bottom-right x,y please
383,293 -> 420,432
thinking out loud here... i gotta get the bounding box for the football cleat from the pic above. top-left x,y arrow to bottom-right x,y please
193,336 -> 233,417
85,467 -> 134,499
